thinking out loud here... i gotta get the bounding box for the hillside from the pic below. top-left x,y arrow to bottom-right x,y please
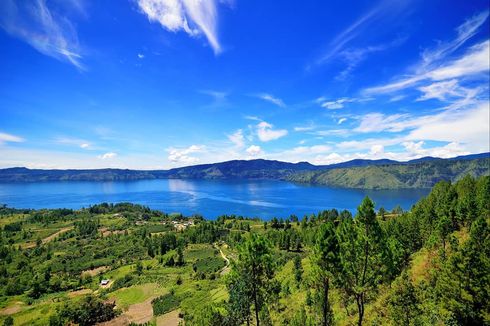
0,176 -> 488,325
0,154 -> 488,189
288,157 -> 490,189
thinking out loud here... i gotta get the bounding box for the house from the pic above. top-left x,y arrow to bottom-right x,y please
100,279 -> 110,286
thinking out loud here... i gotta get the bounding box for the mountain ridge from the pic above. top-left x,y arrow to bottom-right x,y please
0,153 -> 488,188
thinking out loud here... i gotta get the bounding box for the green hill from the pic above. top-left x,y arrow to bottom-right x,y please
288,157 -> 490,189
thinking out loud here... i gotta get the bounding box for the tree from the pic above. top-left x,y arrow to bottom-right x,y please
337,197 -> 389,326
227,234 -> 275,326
378,207 -> 387,220
436,216 -> 490,325
176,246 -> 185,266
388,271 -> 420,326
312,221 -> 340,326
293,255 -> 303,287
3,316 -> 13,326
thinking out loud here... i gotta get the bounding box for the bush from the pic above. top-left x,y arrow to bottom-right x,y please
151,293 -> 180,316
50,295 -> 118,326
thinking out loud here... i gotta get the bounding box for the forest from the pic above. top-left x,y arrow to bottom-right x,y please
0,175 -> 488,325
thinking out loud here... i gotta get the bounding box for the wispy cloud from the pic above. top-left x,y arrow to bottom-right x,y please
55,137 -> 93,150
246,145 -> 262,157
316,96 -> 372,109
167,144 -> 204,164
138,0 -> 223,54
420,10 -> 489,69
227,129 -> 245,148
365,11 -> 489,95
0,0 -> 84,69
0,132 -> 24,145
256,121 -> 288,142
98,152 -> 117,160
255,93 -> 286,107
338,118 -> 347,125
336,37 -> 407,80
312,0 -> 411,70
200,89 -> 229,108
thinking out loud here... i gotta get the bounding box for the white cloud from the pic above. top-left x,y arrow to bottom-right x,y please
55,137 -> 93,150
138,0 -> 222,54
294,122 -> 316,132
256,121 -> 288,142
354,113 -> 409,133
420,10 -> 489,68
98,152 -> 117,160
364,13 -> 490,96
338,118 -> 347,125
0,0 -> 84,69
167,144 -> 203,164
406,102 -> 489,151
256,93 -> 285,107
200,89 -> 228,107
317,97 -> 372,109
314,0 -> 410,67
416,79 -> 466,101
246,145 -> 262,157
227,129 -> 245,148
137,53 -> 145,59
0,132 -> 24,145
370,144 -> 384,155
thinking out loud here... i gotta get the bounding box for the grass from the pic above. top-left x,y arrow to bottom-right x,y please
110,283 -> 168,310
193,256 -> 225,274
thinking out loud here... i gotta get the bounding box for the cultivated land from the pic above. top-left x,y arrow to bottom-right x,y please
0,175 -> 488,325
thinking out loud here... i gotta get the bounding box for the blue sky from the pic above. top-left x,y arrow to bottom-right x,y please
0,0 -> 489,169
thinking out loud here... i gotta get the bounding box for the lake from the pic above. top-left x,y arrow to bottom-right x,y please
0,179 -> 430,219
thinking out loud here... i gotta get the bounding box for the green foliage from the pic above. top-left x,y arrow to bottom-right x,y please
288,158 -> 490,189
435,216 -> 490,325
227,234 -> 275,326
387,271 -> 420,326
152,293 -> 181,316
337,197 -> 389,325
49,295 -> 118,326
312,221 -> 340,326
2,316 -> 13,326
1,175 -> 489,325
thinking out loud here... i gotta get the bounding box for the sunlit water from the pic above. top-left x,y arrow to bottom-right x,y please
0,179 -> 429,219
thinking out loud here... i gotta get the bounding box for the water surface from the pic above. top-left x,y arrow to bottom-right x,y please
0,179 -> 429,219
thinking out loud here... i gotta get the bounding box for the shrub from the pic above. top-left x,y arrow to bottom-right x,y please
151,293 -> 180,316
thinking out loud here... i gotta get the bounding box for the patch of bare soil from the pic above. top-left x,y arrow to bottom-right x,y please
99,228 -> 127,237
124,298 -> 154,324
68,288 -> 93,298
23,227 -> 73,249
156,310 -> 182,326
96,315 -> 129,326
81,266 -> 110,277
0,302 -> 23,315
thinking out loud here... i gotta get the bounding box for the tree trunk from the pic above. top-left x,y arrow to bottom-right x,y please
323,277 -> 330,326
356,294 -> 364,326
253,285 -> 260,326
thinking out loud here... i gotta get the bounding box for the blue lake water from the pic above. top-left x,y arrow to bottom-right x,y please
0,179 -> 430,219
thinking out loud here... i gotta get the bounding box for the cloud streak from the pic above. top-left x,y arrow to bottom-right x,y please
256,93 -> 286,107
138,0 -> 223,54
0,132 -> 24,145
256,121 -> 288,142
0,0 -> 84,69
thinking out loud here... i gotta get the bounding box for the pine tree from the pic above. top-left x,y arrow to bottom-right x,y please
312,221 -> 340,326
337,197 -> 389,326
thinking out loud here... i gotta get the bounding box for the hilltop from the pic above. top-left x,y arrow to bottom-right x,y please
0,153 -> 488,189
